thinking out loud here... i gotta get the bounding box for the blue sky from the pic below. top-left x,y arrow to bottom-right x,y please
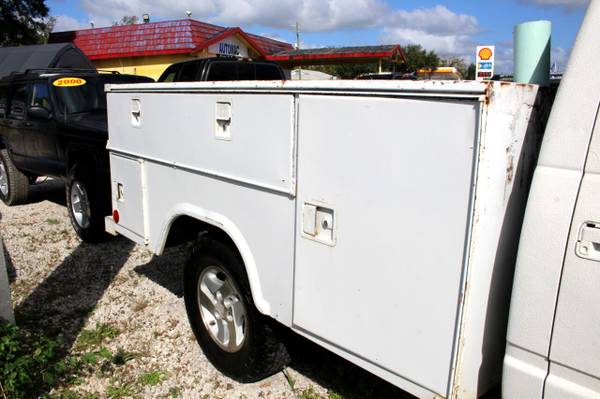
47,0 -> 589,73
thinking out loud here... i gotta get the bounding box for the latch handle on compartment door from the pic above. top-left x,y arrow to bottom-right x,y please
576,222 -> 600,261
302,203 -> 335,245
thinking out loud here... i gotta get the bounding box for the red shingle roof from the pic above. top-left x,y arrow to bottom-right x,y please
48,19 -> 293,61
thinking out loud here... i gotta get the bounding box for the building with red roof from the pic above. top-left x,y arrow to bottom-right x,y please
49,19 -> 294,79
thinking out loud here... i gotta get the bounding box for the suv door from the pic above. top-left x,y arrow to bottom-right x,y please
23,80 -> 59,175
4,82 -> 29,165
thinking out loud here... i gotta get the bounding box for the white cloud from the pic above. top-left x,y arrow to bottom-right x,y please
381,6 -> 480,60
52,14 -> 89,32
491,45 -> 571,75
78,0 -> 387,32
387,5 -> 479,36
551,46 -> 570,71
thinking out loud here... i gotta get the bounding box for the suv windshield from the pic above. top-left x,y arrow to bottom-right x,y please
52,76 -> 106,114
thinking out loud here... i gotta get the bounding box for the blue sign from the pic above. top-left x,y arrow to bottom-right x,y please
479,62 -> 493,70
218,42 -> 240,56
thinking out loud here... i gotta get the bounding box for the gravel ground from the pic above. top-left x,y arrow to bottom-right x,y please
1,180 -> 413,399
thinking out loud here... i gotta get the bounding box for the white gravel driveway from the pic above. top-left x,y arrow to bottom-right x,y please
1,180 -> 412,399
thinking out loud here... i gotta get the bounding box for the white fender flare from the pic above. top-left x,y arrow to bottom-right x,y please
154,203 -> 271,316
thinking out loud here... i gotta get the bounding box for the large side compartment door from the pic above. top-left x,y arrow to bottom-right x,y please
544,104 -> 600,398
292,94 -> 479,396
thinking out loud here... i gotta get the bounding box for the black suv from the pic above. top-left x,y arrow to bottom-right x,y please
0,69 -> 153,241
158,57 -> 285,82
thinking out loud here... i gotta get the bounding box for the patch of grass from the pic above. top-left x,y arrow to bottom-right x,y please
50,389 -> 100,399
75,323 -> 120,351
0,321 -> 75,399
328,391 -> 344,399
168,387 -> 181,398
298,386 -> 322,399
111,348 -> 136,366
106,381 -> 136,399
138,370 -> 167,386
46,218 -> 60,225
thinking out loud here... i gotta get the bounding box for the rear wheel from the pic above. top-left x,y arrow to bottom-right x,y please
66,165 -> 109,242
184,235 -> 290,382
0,149 -> 29,205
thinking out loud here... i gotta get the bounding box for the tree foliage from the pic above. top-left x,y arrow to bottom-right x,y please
397,44 -> 441,73
0,0 -> 50,46
113,16 -> 139,26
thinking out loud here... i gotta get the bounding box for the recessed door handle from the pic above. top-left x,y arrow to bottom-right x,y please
576,222 -> 600,261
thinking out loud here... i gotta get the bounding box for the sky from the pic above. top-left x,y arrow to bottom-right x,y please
47,0 -> 590,74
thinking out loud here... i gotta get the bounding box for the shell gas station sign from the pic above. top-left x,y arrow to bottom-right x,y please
476,46 -> 495,81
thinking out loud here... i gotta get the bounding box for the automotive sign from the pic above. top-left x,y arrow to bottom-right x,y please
209,36 -> 249,58
53,77 -> 86,87
476,46 -> 495,81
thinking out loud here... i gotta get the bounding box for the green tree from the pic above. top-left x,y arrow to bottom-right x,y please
0,0 -> 50,46
466,63 -> 476,80
440,57 -> 470,78
398,44 -> 440,73
113,16 -> 139,26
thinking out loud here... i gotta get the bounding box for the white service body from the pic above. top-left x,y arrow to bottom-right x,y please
105,78 -> 546,398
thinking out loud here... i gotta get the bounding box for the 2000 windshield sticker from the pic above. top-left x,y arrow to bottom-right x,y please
53,77 -> 86,87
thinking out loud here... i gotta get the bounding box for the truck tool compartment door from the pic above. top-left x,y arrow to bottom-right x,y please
545,104 -> 600,399
293,95 -> 478,396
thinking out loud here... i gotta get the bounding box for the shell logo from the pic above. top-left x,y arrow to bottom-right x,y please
53,77 -> 86,87
478,47 -> 493,61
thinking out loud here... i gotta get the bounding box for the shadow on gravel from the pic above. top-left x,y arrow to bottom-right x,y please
282,330 -> 416,399
26,178 -> 66,207
12,237 -> 134,393
133,245 -> 188,298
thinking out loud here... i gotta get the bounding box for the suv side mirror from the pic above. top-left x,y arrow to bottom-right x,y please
27,106 -> 52,120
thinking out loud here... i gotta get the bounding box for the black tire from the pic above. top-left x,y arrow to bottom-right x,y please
0,148 -> 29,205
184,235 -> 290,382
65,165 -> 110,243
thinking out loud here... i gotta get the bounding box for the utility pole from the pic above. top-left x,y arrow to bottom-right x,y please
296,22 -> 301,80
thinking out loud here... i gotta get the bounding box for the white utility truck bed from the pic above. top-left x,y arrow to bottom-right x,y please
105,79 -> 548,398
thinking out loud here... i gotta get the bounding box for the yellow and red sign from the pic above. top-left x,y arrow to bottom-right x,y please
53,77 -> 86,87
475,45 -> 495,81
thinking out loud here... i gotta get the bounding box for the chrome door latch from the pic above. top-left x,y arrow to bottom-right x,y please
576,222 -> 600,261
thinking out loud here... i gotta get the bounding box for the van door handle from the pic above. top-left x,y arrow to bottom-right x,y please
576,222 -> 600,261
24,122 -> 33,127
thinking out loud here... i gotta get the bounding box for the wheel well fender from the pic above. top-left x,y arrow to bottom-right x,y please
156,204 -> 271,317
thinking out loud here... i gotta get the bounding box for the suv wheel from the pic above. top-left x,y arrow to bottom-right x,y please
0,149 -> 29,205
66,165 -> 108,242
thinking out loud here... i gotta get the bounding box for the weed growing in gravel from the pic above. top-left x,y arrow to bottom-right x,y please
168,387 -> 181,398
0,321 -> 79,398
46,218 -> 60,225
298,386 -> 322,399
111,347 -> 136,366
138,370 -> 168,386
75,323 -> 120,351
106,380 -> 136,399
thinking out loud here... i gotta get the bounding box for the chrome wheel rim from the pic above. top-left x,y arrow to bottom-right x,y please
0,161 -> 8,197
197,266 -> 247,352
70,181 -> 91,229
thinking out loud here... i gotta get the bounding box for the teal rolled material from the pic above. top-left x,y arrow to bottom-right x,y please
514,20 -> 551,86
